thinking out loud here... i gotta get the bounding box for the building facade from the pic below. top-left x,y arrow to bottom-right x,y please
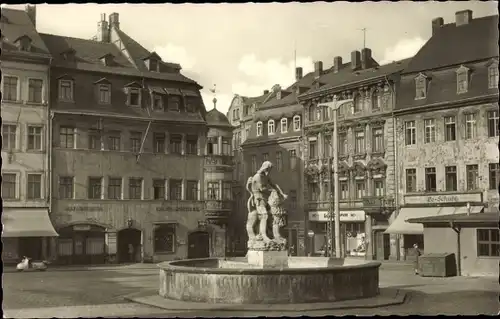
41,12 -> 228,264
386,10 -> 499,261
299,50 -> 407,260
1,6 -> 57,264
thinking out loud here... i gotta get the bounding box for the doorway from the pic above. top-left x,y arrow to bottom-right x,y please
117,228 -> 142,263
188,231 -> 210,259
19,237 -> 43,260
374,230 -> 391,260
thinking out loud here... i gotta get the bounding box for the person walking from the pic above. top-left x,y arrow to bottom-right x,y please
413,243 -> 422,275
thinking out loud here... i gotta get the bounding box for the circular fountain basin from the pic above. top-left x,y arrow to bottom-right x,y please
158,257 -> 381,304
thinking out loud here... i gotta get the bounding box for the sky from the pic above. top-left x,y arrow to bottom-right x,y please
3,2 -> 498,115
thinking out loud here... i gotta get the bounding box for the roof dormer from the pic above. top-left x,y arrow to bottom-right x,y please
99,53 -> 115,66
456,65 -> 470,94
60,47 -> 76,61
14,35 -> 32,52
414,73 -> 428,100
143,51 -> 162,72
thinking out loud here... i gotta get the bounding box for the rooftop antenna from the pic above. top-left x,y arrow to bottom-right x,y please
209,84 -> 217,110
360,27 -> 367,49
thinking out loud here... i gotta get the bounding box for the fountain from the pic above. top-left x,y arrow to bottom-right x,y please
158,161 -> 381,305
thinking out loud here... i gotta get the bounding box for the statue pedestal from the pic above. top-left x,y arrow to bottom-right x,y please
247,249 -> 288,269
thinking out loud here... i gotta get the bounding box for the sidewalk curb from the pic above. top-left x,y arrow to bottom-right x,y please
3,264 -> 159,273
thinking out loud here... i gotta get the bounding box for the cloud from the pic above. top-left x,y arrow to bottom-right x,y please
379,37 -> 426,65
154,43 -> 197,70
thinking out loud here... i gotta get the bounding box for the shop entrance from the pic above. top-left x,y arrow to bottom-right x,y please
57,224 -> 106,265
187,231 -> 210,259
117,228 -> 142,263
19,237 -> 43,260
374,230 -> 391,260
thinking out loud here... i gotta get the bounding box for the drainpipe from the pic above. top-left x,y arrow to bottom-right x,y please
450,221 -> 461,276
47,57 -> 54,261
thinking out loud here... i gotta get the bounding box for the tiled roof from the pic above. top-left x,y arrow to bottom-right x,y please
261,72 -> 316,108
206,108 -> 232,128
254,103 -> 302,122
407,212 -> 498,224
242,128 -> 301,147
403,15 -> 499,74
0,8 -> 50,55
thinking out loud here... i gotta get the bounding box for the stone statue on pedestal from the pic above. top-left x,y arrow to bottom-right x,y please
245,161 -> 288,251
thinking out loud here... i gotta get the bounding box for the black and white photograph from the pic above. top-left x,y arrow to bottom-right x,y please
1,2 -> 498,317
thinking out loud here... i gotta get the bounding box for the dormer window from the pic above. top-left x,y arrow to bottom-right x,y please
488,62 -> 498,89
256,122 -> 263,137
456,65 -> 469,94
415,73 -> 427,100
149,59 -> 158,72
268,120 -> 275,135
143,52 -> 162,72
153,93 -> 164,111
129,88 -> 140,106
281,118 -> 288,133
58,78 -> 74,101
98,84 -> 111,104
14,35 -> 32,52
61,48 -> 76,61
293,115 -> 301,131
100,54 -> 114,66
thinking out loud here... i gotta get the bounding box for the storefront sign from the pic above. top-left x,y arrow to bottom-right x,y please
156,202 -> 202,212
308,210 -> 366,222
404,193 -> 482,205
65,206 -> 104,213
73,225 -> 91,231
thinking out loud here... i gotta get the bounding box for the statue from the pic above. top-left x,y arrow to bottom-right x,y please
246,161 -> 288,251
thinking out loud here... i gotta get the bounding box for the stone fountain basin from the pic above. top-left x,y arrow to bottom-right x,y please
158,257 -> 381,304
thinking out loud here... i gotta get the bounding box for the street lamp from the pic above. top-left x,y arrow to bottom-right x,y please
307,229 -> 315,257
318,97 -> 354,259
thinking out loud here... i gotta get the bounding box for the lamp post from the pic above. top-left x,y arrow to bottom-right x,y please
307,230 -> 315,257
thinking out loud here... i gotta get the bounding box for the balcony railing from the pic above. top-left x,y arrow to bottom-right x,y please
205,199 -> 233,211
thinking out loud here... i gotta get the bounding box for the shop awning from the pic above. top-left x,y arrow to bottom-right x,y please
384,207 -> 442,235
2,209 -> 59,237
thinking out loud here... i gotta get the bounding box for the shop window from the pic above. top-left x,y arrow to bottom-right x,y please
477,229 -> 499,257
154,224 -> 176,253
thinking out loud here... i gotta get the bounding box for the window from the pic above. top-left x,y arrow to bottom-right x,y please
415,76 -> 426,99
256,122 -> 263,136
186,135 -> 198,155
406,168 -> 417,193
186,180 -> 198,200
340,181 -> 349,200
372,127 -> 384,153
26,126 -> 42,151
309,140 -> 317,159
466,164 -> 479,191
477,229 -> 499,257
129,178 -> 143,199
128,88 -> 140,106
488,111 -> 499,137
130,131 -> 142,153
153,133 -> 165,153
323,135 -> 332,158
489,163 -> 499,190
405,121 -> 416,145
373,180 -> 384,197
2,173 -> 17,199
58,80 -> 73,101
263,153 -> 269,162
372,91 -> 380,110
316,107 -> 322,121
355,180 -> 366,199
465,113 -> 477,139
27,174 -> 42,199
59,127 -> 75,149
98,84 -> 111,104
149,59 -> 158,72
207,181 -> 219,200
354,131 -> 365,154
289,190 -> 297,210
59,176 -> 74,199
108,131 -> 121,151
222,182 -> 232,200
444,116 -> 456,141
338,132 -> 348,156
28,79 -> 43,103
456,69 -> 468,94
281,118 -> 288,133
251,155 -> 257,173
170,134 -> 182,154
88,177 -> 103,199
88,130 -> 102,150
289,150 -> 297,170
424,119 -> 436,143
268,120 -> 275,135
3,76 -> 19,102
445,166 -> 457,192
153,224 -> 176,253
108,178 -> 122,199
153,94 -> 163,111
153,179 -> 166,200
322,106 -> 330,121
2,124 -> 17,150
308,182 -> 319,201
293,116 -> 301,131
425,167 -> 436,192
354,97 -> 363,113
169,179 -> 182,200
185,97 -> 198,113
276,151 -> 283,172
222,138 -> 231,155
308,106 -> 315,122
168,96 -> 180,111
488,65 -> 499,89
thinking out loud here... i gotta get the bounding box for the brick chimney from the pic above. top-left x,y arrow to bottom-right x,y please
456,10 -> 473,26
333,56 -> 342,73
351,50 -> 361,71
314,61 -> 323,78
97,13 -> 110,43
361,48 -> 372,69
109,12 -> 120,30
25,5 -> 36,28
295,67 -> 303,81
432,17 -> 444,35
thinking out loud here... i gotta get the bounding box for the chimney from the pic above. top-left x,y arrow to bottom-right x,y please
97,13 -> 109,43
333,56 -> 342,73
263,90 -> 270,95
351,50 -> 361,70
109,12 -> 120,30
25,5 -> 36,28
295,67 -> 303,81
361,48 -> 372,69
432,17 -> 444,36
456,10 -> 473,26
314,61 -> 323,78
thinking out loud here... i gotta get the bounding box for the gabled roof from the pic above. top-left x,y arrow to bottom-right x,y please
143,51 -> 162,61
260,71 -> 317,108
403,14 -> 499,74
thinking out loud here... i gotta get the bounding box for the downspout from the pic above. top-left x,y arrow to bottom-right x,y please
450,221 -> 462,276
47,57 -> 53,210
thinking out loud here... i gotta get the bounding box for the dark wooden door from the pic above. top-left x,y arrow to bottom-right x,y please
117,228 -> 142,263
375,231 -> 391,260
188,231 -> 210,259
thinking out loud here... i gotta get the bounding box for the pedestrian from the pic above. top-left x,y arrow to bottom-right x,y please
413,243 -> 422,275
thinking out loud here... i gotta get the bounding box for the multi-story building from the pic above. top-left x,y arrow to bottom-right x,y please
239,67 -> 313,256
386,11 -> 499,265
298,50 -> 408,260
1,6 -> 57,264
41,12 -> 230,264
